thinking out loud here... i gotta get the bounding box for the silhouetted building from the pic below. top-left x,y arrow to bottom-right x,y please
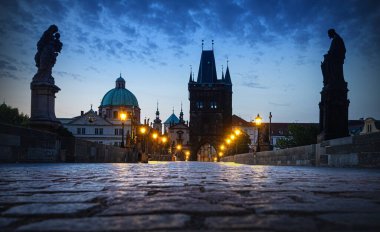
188,47 -> 232,161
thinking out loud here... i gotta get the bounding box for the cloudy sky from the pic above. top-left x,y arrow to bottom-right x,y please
0,0 -> 379,123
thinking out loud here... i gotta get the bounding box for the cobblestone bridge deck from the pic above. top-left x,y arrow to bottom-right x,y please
0,162 -> 379,231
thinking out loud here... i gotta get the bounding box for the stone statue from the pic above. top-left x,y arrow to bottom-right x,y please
321,29 -> 346,86
318,29 -> 349,142
33,25 -> 62,83
30,25 -> 63,130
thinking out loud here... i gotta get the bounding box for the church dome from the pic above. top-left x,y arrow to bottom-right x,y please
100,75 -> 139,107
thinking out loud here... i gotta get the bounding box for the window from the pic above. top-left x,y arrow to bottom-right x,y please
115,129 -> 119,135
196,101 -> 204,109
77,128 -> 86,135
95,128 -> 104,135
113,111 -> 118,119
210,101 -> 217,109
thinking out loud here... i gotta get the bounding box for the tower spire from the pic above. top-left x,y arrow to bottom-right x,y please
202,40 -> 204,51
179,102 -> 184,123
189,65 -> 193,82
212,40 -> 214,50
225,60 -> 232,85
222,65 -> 224,80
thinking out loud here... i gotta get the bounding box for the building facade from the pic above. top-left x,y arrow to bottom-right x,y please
60,75 -> 141,146
188,48 -> 232,161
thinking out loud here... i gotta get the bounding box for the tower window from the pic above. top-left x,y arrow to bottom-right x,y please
210,101 -> 218,109
196,101 -> 204,109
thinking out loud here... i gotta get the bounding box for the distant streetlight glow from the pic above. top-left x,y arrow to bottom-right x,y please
152,133 -> 158,139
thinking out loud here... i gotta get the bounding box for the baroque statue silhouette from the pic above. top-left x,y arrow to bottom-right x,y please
30,25 -> 63,130
33,24 -> 63,83
318,29 -> 349,142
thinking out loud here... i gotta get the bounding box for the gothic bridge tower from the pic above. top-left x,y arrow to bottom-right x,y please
188,45 -> 232,161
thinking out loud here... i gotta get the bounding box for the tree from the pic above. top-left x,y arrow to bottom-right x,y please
276,124 -> 319,149
0,103 -> 29,126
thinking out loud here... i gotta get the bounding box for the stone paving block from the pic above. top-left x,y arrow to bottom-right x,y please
0,192 -> 103,204
99,199 -> 248,216
204,214 -> 319,231
2,203 -> 99,216
17,214 -> 190,231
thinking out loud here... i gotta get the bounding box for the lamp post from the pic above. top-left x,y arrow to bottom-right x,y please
269,112 -> 272,150
120,112 -> 127,148
254,114 -> 262,152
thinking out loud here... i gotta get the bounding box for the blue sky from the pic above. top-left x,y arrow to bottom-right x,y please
0,0 -> 379,123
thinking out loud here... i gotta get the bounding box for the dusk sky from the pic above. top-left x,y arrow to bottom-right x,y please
0,0 -> 379,124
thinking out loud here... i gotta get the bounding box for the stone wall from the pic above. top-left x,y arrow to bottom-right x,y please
221,132 -> 380,168
0,123 -> 137,163
221,144 -> 315,166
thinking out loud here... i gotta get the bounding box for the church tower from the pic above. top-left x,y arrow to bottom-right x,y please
153,102 -> 162,134
188,43 -> 232,161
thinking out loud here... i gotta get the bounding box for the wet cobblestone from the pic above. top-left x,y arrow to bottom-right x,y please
0,162 -> 379,231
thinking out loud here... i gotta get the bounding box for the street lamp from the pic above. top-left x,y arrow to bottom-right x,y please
140,126 -> 147,153
119,112 -> 127,148
254,114 -> 262,152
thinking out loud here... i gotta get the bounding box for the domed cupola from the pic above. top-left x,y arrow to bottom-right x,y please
116,75 -> 126,89
100,74 -> 139,107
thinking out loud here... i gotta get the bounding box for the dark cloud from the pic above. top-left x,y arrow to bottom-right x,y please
55,71 -> 83,81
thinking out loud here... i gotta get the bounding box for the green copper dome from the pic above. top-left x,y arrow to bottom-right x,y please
100,76 -> 139,107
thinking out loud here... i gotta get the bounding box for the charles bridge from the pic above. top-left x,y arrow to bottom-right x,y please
0,162 -> 379,231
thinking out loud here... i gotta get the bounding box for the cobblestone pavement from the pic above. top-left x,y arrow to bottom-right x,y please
0,162 -> 380,231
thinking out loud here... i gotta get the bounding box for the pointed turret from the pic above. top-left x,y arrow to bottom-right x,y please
225,65 -> 232,85
179,103 -> 184,124
188,66 -> 194,83
154,102 -> 161,124
221,65 -> 225,80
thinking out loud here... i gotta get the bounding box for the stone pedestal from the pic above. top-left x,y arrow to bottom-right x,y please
318,81 -> 350,142
29,80 -> 61,130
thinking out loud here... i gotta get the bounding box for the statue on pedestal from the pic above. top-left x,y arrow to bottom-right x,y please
30,25 -> 63,130
33,24 -> 63,84
318,29 -> 349,142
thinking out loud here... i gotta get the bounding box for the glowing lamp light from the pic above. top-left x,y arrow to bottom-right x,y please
230,134 -> 236,140
152,133 -> 158,139
161,136 -> 167,143
140,127 -> 146,134
255,114 -> 262,126
234,129 -> 241,136
120,112 -> 127,121
220,145 -> 225,150
218,152 -> 223,157
176,144 -> 182,150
